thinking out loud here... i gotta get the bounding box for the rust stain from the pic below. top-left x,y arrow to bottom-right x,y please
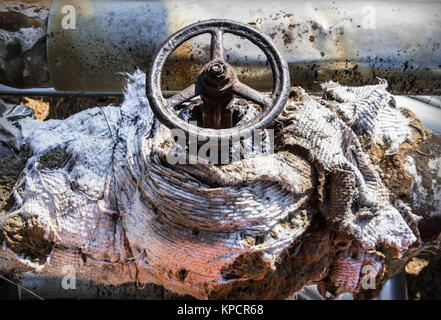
165,9 -> 208,90
2,0 -> 53,7
0,11 -> 42,32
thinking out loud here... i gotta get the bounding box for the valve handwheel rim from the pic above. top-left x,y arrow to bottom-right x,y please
146,19 -> 291,144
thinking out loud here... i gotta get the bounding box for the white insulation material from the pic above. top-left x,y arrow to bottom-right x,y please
0,71 -> 431,299
322,80 -> 412,155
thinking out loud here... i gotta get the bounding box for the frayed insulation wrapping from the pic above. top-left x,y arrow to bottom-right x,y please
0,70 -> 439,299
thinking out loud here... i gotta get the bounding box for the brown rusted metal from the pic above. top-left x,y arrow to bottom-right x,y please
147,19 -> 290,144
199,60 -> 236,129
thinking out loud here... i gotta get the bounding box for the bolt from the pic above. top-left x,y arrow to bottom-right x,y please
208,62 -> 225,76
204,60 -> 231,87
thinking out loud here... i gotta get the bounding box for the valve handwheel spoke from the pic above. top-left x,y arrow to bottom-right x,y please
232,81 -> 272,111
210,29 -> 224,60
167,82 -> 203,110
147,19 -> 290,144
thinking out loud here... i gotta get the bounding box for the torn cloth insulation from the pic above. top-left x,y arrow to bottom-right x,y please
0,70 -> 430,299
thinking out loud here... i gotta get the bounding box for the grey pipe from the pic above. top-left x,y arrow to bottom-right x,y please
375,273 -> 408,300
2,0 -> 441,95
0,84 -> 123,96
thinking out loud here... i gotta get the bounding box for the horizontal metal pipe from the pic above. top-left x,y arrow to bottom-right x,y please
0,85 -> 123,96
0,84 -> 185,97
411,96 -> 441,109
395,95 -> 441,134
45,0 -> 441,95
375,273 -> 408,300
1,0 -> 440,95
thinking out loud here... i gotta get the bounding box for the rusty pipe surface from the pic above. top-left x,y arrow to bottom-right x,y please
2,0 -> 441,94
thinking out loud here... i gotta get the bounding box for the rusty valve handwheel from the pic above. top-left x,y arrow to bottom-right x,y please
146,19 -> 290,143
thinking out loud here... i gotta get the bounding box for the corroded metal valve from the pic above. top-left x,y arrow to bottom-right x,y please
199,59 -> 236,130
146,19 -> 290,144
